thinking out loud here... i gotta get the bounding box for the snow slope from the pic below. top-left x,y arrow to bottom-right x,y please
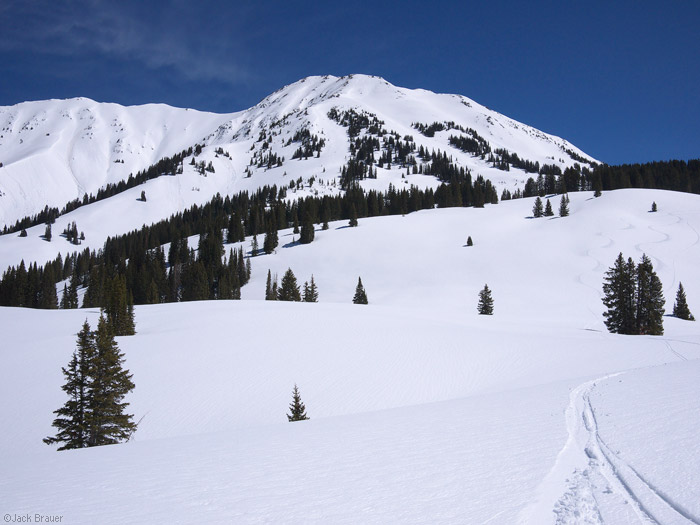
0,75 -> 597,228
1,188 -> 699,523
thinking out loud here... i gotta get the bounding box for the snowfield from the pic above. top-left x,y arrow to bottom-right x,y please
1,188 -> 700,524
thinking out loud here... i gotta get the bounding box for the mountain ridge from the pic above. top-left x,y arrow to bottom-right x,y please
0,74 -> 597,229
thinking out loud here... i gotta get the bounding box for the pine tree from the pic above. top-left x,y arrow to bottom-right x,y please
349,205 -> 358,227
299,212 -> 315,244
44,320 -> 96,450
353,277 -> 368,304
251,235 -> 259,256
66,272 -> 79,308
44,223 -> 52,242
103,275 -> 135,335
287,384 -> 309,422
263,213 -> 279,254
544,198 -> 554,217
278,268 -> 301,301
559,195 -> 569,217
651,201 -> 658,212
303,275 -> 319,302
265,270 -> 278,301
635,254 -> 665,335
86,315 -> 137,446
602,253 -> 664,335
477,284 -> 494,315
602,253 -> 637,334
60,284 -> 70,309
466,236 -> 473,247
673,282 -> 694,320
532,197 -> 543,218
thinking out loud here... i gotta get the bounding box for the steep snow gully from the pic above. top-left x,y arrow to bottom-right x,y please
521,365 -> 699,525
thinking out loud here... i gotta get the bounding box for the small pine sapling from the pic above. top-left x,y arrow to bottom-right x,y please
287,384 -> 309,422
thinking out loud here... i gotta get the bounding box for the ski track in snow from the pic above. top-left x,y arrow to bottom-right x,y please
523,368 -> 699,525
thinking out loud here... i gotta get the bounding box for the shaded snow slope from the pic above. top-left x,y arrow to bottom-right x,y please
0,75 -> 597,228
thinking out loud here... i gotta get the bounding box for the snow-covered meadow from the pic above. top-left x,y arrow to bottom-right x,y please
1,188 -> 699,523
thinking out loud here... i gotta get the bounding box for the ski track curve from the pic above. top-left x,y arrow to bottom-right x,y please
521,371 -> 698,524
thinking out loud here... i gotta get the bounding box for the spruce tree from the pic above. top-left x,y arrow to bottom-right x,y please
86,315 -> 137,446
532,197 -> 543,218
278,268 -> 301,301
251,235 -> 259,256
466,236 -> 473,247
265,270 -> 278,301
44,223 -> 52,242
263,213 -> 279,254
651,201 -> 658,212
544,198 -> 554,217
44,320 -> 96,450
287,384 -> 309,422
353,277 -> 368,304
635,254 -> 665,335
477,284 -> 494,315
349,205 -> 358,227
299,213 -> 315,244
303,275 -> 319,302
673,282 -> 694,320
602,253 -> 637,334
559,195 -> 569,217
66,272 -> 79,308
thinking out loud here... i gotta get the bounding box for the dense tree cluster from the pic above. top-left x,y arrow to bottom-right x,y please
602,253 -> 665,335
289,128 -> 326,159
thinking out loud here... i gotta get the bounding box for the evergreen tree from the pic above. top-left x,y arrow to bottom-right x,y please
673,282 -> 694,320
477,284 -> 494,315
278,268 -> 301,301
466,236 -> 473,247
263,212 -> 279,254
651,201 -> 658,212
299,213 -> 315,244
352,277 -> 368,304
303,275 -> 319,302
103,275 -> 136,335
532,197 -> 544,218
86,315 -> 137,446
559,195 -> 570,217
44,320 -> 95,450
60,284 -> 70,309
265,270 -> 278,301
635,254 -> 664,335
38,265 -> 58,309
251,235 -> 259,256
349,205 -> 358,227
66,272 -> 79,309
602,253 -> 637,334
44,223 -> 52,242
544,198 -> 554,217
287,384 -> 309,422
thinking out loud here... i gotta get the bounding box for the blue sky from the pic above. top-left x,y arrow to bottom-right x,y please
1,0 -> 698,165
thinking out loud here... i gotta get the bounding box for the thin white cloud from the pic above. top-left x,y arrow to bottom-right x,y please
0,0 -> 251,85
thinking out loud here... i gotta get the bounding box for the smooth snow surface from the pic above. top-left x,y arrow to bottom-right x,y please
2,188 -> 700,524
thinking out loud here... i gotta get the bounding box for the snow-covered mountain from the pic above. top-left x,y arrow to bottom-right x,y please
0,74 -> 597,229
